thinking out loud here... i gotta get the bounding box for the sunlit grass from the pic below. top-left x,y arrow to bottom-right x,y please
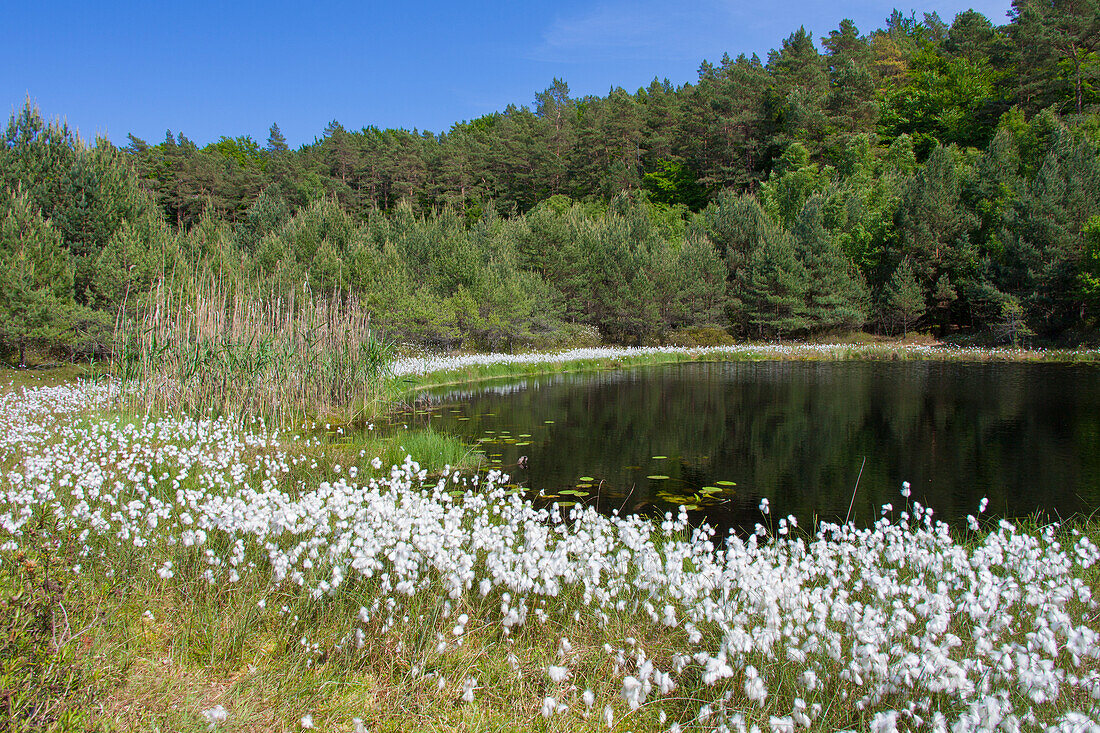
4,353 -> 1100,731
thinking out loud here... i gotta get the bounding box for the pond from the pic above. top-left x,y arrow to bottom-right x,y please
400,361 -> 1100,532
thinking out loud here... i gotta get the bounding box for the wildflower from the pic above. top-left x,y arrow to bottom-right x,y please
201,705 -> 228,729
300,714 -> 314,729
461,676 -> 477,702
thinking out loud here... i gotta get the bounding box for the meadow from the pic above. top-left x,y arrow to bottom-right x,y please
2,346 -> 1100,731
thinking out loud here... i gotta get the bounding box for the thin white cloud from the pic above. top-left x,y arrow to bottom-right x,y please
531,0 -> 743,63
528,0 -> 1014,68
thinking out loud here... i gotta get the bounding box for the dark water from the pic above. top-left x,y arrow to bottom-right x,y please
405,361 -> 1100,531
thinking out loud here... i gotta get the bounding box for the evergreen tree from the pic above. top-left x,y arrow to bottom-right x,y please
823,20 -> 879,150
0,189 -> 75,365
266,123 -> 289,154
883,257 -> 926,335
791,195 -> 869,331
693,190 -> 769,275
735,228 -> 811,338
893,144 -> 978,320
1011,0 -> 1100,114
767,27 -> 830,155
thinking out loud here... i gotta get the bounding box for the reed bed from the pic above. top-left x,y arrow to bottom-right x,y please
113,277 -> 394,427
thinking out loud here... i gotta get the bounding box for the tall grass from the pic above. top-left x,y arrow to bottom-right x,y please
112,275 -> 395,427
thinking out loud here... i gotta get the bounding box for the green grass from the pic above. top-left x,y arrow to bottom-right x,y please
394,340 -> 1100,399
13,510 -> 1098,732
6,344 -> 1100,731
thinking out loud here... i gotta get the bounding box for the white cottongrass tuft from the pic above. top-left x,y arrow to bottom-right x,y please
201,705 -> 228,728
2,380 -> 1099,730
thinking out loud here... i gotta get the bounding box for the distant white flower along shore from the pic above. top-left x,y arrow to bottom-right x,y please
390,342 -> 1095,378
2,372 -> 1099,730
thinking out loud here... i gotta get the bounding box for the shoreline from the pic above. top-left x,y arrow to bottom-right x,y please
392,341 -> 1100,397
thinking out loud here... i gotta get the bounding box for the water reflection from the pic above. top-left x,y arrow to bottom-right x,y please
407,361 -> 1100,532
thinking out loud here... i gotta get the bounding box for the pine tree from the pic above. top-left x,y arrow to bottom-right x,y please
1010,0 -> 1100,114
883,257 -> 926,335
266,123 -> 289,154
0,189 -> 75,365
735,228 -> 811,338
894,144 -> 978,320
791,195 -> 869,331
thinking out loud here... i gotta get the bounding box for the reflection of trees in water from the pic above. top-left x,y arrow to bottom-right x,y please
429,363 -> 1099,529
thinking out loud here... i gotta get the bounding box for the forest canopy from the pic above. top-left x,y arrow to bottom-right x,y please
3,1 -> 1100,363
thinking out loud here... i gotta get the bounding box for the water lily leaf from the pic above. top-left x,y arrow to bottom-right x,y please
515,441 -> 531,446
647,475 -> 670,480
652,455 -> 668,460
544,420 -> 555,424
578,476 -> 595,482
716,480 -> 736,486
682,504 -> 699,511
699,486 -> 722,494
575,483 -> 592,489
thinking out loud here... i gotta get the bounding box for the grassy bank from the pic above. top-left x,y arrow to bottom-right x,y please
391,341 -> 1100,397
1,382 -> 1099,731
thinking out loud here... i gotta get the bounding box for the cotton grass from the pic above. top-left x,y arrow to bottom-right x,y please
1,380 -> 1099,730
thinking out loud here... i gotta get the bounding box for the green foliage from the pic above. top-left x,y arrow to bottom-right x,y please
0,531 -> 105,732
1079,216 -> 1100,317
10,4 -> 1100,348
792,195 -> 870,331
735,227 -> 811,338
883,257 -> 927,335
0,190 -> 76,365
759,143 -> 834,226
205,135 -> 266,170
642,160 -> 707,210
995,296 -> 1036,345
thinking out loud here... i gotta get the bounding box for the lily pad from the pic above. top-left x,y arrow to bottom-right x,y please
716,480 -> 737,487
544,420 -> 555,424
578,476 -> 595,482
647,474 -> 670,480
515,441 -> 531,446
699,486 -> 722,494
652,455 -> 668,460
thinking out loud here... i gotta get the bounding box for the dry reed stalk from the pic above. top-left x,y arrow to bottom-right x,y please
114,274 -> 393,427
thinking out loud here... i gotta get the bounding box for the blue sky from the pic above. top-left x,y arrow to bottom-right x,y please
4,0 -> 1013,149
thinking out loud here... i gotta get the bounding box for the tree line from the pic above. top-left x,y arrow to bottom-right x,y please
2,1 -> 1100,363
